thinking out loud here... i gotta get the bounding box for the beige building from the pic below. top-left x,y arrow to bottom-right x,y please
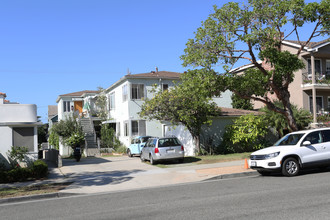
234,38 -> 330,123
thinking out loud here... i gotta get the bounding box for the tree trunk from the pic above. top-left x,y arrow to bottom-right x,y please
192,135 -> 201,155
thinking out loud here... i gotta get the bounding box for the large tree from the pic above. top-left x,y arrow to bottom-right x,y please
139,69 -> 220,154
181,0 -> 329,131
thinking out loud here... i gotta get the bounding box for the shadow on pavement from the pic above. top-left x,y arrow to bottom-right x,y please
64,169 -> 144,188
153,157 -> 202,166
61,157 -> 114,166
255,167 -> 330,178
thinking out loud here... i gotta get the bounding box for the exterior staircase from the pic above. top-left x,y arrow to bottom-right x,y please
80,118 -> 99,156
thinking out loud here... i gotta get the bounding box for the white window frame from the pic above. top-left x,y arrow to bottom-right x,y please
124,121 -> 129,136
130,84 -> 145,100
63,101 -> 71,112
162,84 -> 169,91
109,92 -> 115,110
122,84 -> 128,102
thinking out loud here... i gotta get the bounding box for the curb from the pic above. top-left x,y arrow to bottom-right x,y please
205,171 -> 259,181
0,192 -> 80,205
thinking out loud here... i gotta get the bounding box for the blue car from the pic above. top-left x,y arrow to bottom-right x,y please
127,136 -> 153,157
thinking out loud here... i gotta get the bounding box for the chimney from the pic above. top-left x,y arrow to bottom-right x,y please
0,92 -> 7,104
156,67 -> 158,73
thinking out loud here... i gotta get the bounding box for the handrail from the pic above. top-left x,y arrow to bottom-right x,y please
302,71 -> 330,84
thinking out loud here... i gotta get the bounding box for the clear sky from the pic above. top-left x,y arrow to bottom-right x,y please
0,0 -> 326,123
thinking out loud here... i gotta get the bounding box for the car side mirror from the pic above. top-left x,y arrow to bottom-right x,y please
302,141 -> 311,146
141,145 -> 145,148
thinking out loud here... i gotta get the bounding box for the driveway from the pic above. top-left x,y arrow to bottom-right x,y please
57,156 -> 253,194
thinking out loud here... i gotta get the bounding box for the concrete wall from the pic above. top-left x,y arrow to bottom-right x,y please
0,126 -> 14,164
0,104 -> 37,123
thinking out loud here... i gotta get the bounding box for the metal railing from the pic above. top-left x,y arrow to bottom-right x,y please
302,71 -> 330,84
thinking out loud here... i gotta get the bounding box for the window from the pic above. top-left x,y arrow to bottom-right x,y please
303,131 -> 322,145
328,97 -> 330,111
321,130 -> 330,143
131,121 -> 139,136
162,84 -> 169,91
13,127 -> 35,152
131,84 -> 145,100
124,122 -> 128,136
109,92 -> 115,110
63,101 -> 71,112
131,120 -> 146,136
309,96 -> 323,113
308,59 -> 322,74
122,84 -> 128,102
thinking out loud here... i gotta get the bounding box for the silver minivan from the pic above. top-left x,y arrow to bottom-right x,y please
140,137 -> 185,165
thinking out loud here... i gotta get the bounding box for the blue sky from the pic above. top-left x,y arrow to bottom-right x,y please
0,0 -> 326,123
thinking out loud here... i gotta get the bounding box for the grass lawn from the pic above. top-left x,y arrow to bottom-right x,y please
0,182 -> 72,199
150,152 -> 252,168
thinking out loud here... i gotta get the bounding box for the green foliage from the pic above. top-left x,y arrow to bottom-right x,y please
38,124 -> 48,144
261,102 -> 312,136
231,93 -> 253,110
51,116 -> 85,147
95,87 -> 108,121
0,160 -> 48,183
181,0 -> 328,131
48,130 -> 60,150
140,69 -> 221,154
65,132 -> 85,147
100,124 -> 122,150
7,146 -> 29,168
220,114 -> 269,153
30,160 -> 48,179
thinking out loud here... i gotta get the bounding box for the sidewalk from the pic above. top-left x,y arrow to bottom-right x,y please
0,156 -> 258,203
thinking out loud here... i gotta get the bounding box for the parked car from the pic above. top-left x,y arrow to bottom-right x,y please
249,128 -> 330,177
127,136 -> 153,157
140,137 -> 185,165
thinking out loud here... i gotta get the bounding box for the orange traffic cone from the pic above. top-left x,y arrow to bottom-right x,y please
244,158 -> 249,169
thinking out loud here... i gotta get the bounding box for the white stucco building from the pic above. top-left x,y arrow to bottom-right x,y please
0,92 -> 41,165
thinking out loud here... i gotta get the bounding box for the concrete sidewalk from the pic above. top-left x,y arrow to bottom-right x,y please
0,156 -> 258,203
57,157 -> 257,194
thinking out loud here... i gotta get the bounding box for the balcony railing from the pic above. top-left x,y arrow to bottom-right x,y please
302,71 -> 330,85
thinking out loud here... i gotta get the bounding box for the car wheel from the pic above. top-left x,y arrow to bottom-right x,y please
127,149 -> 132,157
257,170 -> 271,176
140,154 -> 145,162
150,155 -> 156,165
282,157 -> 300,177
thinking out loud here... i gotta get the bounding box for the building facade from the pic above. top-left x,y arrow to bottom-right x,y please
0,92 -> 40,165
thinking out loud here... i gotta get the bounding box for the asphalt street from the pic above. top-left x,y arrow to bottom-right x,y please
1,169 -> 330,220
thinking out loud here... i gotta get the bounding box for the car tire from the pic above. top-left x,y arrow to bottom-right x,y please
140,154 -> 145,162
127,149 -> 132,157
257,170 -> 271,176
150,155 -> 156,165
282,157 -> 300,177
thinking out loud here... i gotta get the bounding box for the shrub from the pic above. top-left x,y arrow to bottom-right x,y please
49,130 -> 60,150
220,114 -> 269,153
7,146 -> 29,168
6,167 -> 32,182
31,160 -> 48,179
100,124 -> 122,150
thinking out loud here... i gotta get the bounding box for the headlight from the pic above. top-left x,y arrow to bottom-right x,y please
264,152 -> 280,159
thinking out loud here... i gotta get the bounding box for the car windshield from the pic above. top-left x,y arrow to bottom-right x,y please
158,138 -> 181,147
274,133 -> 305,146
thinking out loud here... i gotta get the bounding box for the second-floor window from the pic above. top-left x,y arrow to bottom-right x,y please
122,84 -> 128,102
63,101 -> 71,112
131,84 -> 145,100
109,92 -> 115,110
308,59 -> 322,74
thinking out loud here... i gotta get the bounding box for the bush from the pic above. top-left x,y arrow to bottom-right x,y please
220,114 -> 269,154
31,160 -> 48,179
0,160 -> 48,183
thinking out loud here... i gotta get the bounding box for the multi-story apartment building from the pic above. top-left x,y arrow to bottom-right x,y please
234,38 -> 330,124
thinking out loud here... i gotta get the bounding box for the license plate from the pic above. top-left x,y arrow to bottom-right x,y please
166,149 -> 175,153
251,161 -> 257,166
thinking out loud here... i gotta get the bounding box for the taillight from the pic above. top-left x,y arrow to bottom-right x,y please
155,148 -> 159,153
181,145 -> 184,151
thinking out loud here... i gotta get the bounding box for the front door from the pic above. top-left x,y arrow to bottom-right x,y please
74,101 -> 83,113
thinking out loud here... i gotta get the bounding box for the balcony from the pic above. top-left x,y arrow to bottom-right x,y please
302,71 -> 330,86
